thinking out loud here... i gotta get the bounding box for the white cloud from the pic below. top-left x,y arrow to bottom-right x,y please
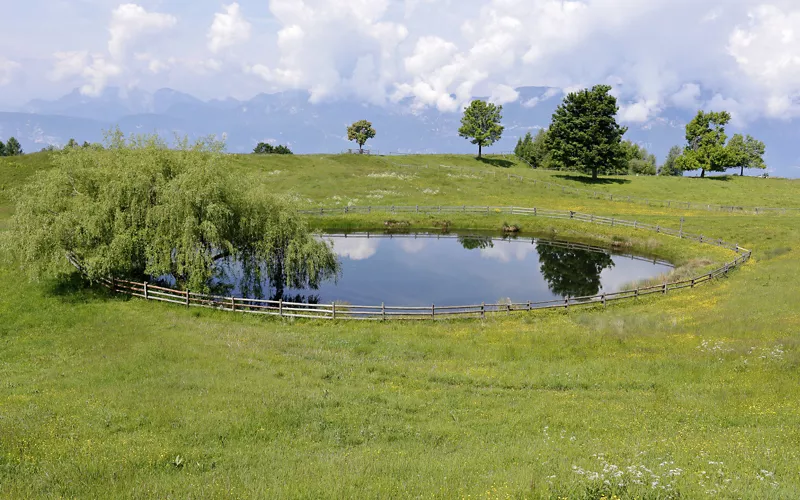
480,243 -> 536,264
399,239 -> 426,254
80,56 -> 123,96
208,3 -> 252,54
522,88 -> 560,108
489,84 -> 519,105
49,51 -> 88,81
0,58 -> 21,86
727,5 -> 800,118
108,4 -> 177,60
670,83 -> 702,109
332,238 -> 379,261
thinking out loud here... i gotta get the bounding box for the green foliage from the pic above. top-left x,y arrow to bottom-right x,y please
65,138 -> 79,149
254,142 -> 293,155
9,129 -> 338,293
458,235 -> 494,250
536,242 -> 614,297
546,85 -> 628,180
727,133 -> 766,176
621,140 -> 657,175
658,146 -> 684,176
675,110 -> 735,178
514,129 -> 550,168
5,137 -> 23,156
346,120 -> 376,153
0,140 -> 5,157
458,100 -> 504,158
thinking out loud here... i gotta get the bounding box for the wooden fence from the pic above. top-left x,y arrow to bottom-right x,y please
92,206 -> 751,321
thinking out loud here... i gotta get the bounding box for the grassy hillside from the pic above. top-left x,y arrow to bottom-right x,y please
1,152 -> 800,498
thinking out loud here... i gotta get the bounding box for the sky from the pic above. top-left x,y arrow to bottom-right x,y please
2,0 -> 800,126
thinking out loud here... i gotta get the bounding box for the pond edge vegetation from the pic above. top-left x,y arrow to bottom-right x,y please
76,206 -> 751,321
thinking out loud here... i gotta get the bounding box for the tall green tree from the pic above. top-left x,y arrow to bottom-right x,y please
515,129 -> 550,168
658,146 -> 684,176
458,100 -> 504,159
674,110 -> 734,178
0,140 -> 6,157
65,138 -> 79,149
727,133 -> 766,176
546,85 -> 627,180
10,129 -> 339,294
347,120 -> 376,154
5,137 -> 23,156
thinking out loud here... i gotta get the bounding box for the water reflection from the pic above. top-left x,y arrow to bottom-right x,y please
216,232 -> 671,306
535,242 -> 614,298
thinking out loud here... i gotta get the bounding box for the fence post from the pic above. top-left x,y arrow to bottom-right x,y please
635,288 -> 639,299
481,302 -> 485,320
691,278 -> 695,288
432,304 -> 435,319
279,299 -> 283,317
534,207 -> 537,216
663,283 -> 667,294
382,302 -> 385,321
602,294 -> 606,307
332,302 -> 336,320
564,297 -> 569,309
185,289 -> 190,307
231,296 -> 236,312
143,281 -> 148,300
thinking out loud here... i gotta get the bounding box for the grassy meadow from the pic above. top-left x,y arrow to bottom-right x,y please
1,152 -> 800,498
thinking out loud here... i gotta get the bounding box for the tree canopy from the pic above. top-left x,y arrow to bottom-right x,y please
621,140 -> 657,175
514,129 -> 550,168
536,243 -> 614,298
658,146 -> 684,176
0,140 -> 5,157
254,142 -> 293,155
5,137 -> 23,156
9,129 -> 339,294
674,111 -> 734,178
347,120 -> 376,153
546,85 -> 627,180
458,100 -> 504,158
727,134 -> 766,176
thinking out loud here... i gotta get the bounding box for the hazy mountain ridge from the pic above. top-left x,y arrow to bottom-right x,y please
2,86 -> 798,177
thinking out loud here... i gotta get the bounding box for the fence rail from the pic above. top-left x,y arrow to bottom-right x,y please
89,206 -> 751,321
377,155 -> 798,215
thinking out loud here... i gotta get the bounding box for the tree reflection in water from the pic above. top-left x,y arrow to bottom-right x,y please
535,242 -> 614,298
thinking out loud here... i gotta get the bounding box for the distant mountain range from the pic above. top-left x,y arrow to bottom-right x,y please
1,86 -> 799,178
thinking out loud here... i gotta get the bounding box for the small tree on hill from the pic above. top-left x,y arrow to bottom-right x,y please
458,100 -> 503,159
5,137 -> 23,156
0,140 -> 5,157
546,85 -> 627,180
727,133 -> 766,176
66,138 -> 79,149
254,142 -> 274,154
658,146 -> 684,176
675,110 -> 734,178
274,145 -> 293,155
347,120 -> 376,154
515,129 -> 551,168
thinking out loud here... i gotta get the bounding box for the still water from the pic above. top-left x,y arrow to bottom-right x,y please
217,232 -> 673,306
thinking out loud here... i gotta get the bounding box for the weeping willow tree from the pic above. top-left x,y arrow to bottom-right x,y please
10,129 -> 339,294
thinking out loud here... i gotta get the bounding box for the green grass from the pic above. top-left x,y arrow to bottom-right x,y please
2,153 -> 800,498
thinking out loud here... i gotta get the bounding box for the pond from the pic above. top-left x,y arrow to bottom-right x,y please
211,231 -> 673,306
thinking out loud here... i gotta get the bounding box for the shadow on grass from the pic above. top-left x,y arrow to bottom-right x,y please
476,157 -> 515,168
46,271 -> 117,304
701,175 -> 733,181
553,174 -> 631,185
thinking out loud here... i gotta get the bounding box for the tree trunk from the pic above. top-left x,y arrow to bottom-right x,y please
592,167 -> 597,181
359,143 -> 364,154
701,168 -> 705,178
740,166 -> 744,176
478,143 -> 482,159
